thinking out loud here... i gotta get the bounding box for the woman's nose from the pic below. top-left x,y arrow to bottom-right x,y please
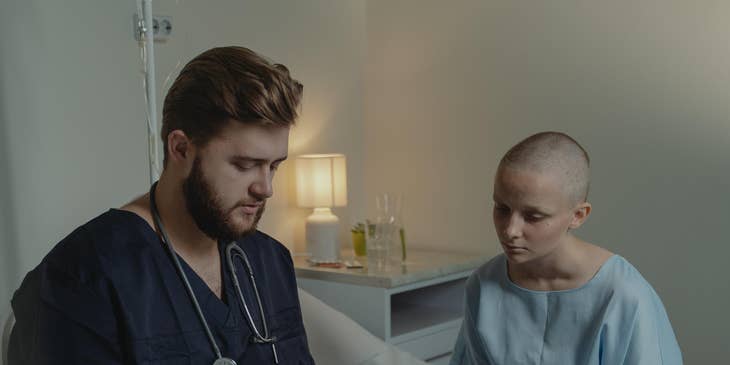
503,214 -> 523,239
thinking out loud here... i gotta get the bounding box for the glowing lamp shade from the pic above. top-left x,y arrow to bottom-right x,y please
295,154 -> 348,208
295,154 -> 347,262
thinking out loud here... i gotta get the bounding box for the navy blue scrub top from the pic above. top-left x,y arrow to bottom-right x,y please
9,209 -> 315,364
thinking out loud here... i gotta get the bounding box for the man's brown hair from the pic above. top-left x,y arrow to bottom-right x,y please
161,46 -> 303,165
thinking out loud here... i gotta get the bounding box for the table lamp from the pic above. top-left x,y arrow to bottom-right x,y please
295,154 -> 348,262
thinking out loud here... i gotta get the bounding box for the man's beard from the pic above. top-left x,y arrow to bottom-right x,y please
182,157 -> 265,243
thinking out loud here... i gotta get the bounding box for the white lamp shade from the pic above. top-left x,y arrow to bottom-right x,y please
296,154 -> 348,208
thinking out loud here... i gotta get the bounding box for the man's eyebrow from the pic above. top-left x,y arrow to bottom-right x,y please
231,155 -> 288,164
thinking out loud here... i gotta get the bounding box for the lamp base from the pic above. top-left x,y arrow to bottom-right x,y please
306,207 -> 340,262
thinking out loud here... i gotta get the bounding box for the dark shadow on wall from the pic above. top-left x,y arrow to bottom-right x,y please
0,0 -> 24,314
0,86 -> 20,315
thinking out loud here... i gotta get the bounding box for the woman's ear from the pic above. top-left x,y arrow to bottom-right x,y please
568,202 -> 592,230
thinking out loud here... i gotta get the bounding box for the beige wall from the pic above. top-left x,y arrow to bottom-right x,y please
0,0 -> 366,320
2,0 -> 728,363
364,0 -> 729,363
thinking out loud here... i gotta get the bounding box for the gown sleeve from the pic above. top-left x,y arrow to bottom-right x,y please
620,287 -> 683,365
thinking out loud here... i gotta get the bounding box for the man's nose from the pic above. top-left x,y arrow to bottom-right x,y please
250,168 -> 274,199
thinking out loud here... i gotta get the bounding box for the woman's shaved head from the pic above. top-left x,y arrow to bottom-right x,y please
499,132 -> 590,205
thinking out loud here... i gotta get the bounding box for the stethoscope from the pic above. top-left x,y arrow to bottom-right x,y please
149,182 -> 278,365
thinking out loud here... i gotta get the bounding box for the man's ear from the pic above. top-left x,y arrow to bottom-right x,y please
568,202 -> 592,230
167,130 -> 194,171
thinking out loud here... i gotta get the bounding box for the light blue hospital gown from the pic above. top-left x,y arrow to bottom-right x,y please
450,254 -> 682,365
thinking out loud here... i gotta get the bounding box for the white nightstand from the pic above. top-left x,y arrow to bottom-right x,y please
294,249 -> 488,364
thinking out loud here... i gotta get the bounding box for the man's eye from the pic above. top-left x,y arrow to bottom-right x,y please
270,163 -> 281,171
235,163 -> 255,171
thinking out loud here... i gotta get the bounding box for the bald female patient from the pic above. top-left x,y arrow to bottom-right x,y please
450,132 -> 682,365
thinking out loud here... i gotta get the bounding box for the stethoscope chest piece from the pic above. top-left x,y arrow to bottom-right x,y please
213,357 -> 237,365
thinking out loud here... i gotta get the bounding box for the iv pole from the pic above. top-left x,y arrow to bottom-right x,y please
136,0 -> 160,184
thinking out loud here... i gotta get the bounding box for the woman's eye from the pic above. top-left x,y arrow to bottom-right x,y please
525,214 -> 544,222
494,205 -> 510,213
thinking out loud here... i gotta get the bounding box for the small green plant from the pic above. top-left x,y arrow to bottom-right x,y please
351,222 -> 365,233
351,221 -> 367,256
352,220 -> 376,235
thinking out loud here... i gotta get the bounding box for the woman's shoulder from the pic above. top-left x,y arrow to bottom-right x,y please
598,254 -> 664,306
465,254 -> 507,293
602,255 -> 649,285
474,254 -> 506,279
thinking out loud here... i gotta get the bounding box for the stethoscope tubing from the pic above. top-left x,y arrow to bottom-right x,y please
225,244 -> 276,344
149,182 -> 277,364
150,182 -> 225,360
